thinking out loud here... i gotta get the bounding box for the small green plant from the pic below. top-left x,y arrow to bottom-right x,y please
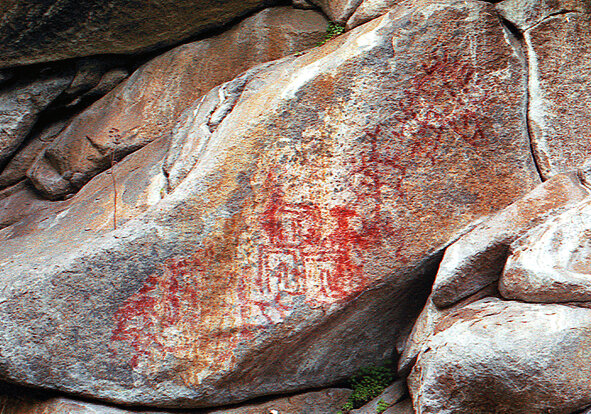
318,22 -> 346,46
376,399 -> 391,414
337,361 -> 395,413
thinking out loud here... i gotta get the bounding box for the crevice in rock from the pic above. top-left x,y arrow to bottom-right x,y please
498,15 -> 544,182
525,10 -> 583,32
0,379 -> 349,413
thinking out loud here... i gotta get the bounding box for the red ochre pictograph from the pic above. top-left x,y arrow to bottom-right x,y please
111,50 -> 489,380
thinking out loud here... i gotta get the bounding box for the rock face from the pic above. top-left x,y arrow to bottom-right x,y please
309,0 -> 363,23
0,120 -> 69,189
500,196 -> 591,303
27,6 -> 328,199
0,0 -> 279,68
520,6 -> 591,179
408,299 -> 591,414
497,0 -> 590,31
346,0 -> 400,29
0,0 -> 540,408
431,172 -> 589,309
0,74 -> 73,166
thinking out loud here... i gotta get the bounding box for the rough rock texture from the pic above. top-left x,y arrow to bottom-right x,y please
0,388 -> 351,413
409,298 -> 591,414
0,0 -> 540,408
0,120 -> 69,189
0,0 -> 279,68
524,10 -> 591,179
430,172 -> 589,308
0,1 -> 538,407
351,380 -> 406,414
383,399 -> 414,414
398,284 -> 499,377
0,74 -> 73,165
497,0 -> 590,31
500,196 -> 591,303
346,0 -> 400,29
0,182 -> 50,230
27,6 -> 328,199
309,0 -> 364,23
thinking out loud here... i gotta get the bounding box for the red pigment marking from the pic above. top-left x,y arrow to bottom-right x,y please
111,50 -> 489,371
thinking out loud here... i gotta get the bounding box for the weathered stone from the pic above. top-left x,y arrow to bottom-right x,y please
0,74 -> 72,166
383,399 -> 414,414
0,120 -> 69,189
0,181 -> 50,231
525,11 -> 591,179
408,298 -> 591,414
497,0 -> 590,32
346,0 -> 400,29
431,173 -> 589,308
0,388 -> 351,413
0,0 -> 280,68
500,196 -> 591,303
27,6 -> 328,199
398,284 -> 498,376
351,380 -> 406,414
0,0 -> 539,408
309,0 -> 364,23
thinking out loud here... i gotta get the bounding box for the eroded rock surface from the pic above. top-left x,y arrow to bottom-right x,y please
524,8 -> 591,178
500,196 -> 591,303
0,388 -> 351,413
27,6 -> 328,199
409,299 -> 591,414
431,172 -> 589,308
0,74 -> 72,166
0,0 -> 540,408
497,0 -> 590,31
0,0 -> 279,68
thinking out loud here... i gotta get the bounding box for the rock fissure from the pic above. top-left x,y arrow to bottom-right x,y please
499,14 -> 545,183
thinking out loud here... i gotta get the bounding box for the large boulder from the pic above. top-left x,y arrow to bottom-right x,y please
408,299 -> 591,414
500,195 -> 591,303
27,6 -> 328,199
430,172 -> 589,309
0,0 -> 280,69
0,0 -> 539,408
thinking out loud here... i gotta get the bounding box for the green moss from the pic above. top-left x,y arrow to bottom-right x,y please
318,22 -> 346,46
376,399 -> 391,414
338,360 -> 396,413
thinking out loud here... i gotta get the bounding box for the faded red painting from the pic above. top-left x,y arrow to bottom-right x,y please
111,50 -> 490,383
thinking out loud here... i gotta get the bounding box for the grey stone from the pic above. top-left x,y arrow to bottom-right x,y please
0,120 -> 69,189
500,196 -> 591,303
0,74 -> 72,166
431,173 -> 588,309
496,0 -> 590,32
408,298 -> 591,414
